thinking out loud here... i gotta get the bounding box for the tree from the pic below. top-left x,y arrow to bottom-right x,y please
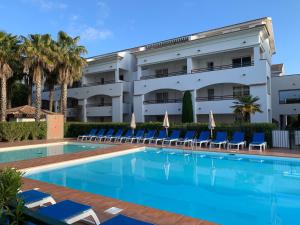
19,34 -> 55,121
182,91 -> 194,123
55,31 -> 87,120
0,32 -> 19,121
231,95 -> 262,122
44,70 -> 58,112
11,82 -> 29,107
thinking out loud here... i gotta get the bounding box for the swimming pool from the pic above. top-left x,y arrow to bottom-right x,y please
0,142 -> 112,163
25,147 -> 300,225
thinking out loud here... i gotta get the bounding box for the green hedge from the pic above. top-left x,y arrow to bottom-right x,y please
0,122 -> 47,142
65,122 -> 276,147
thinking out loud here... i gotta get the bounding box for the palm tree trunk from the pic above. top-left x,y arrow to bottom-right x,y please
35,79 -> 42,122
28,78 -> 33,106
7,84 -> 12,109
0,77 -> 7,122
61,83 -> 68,121
49,88 -> 54,112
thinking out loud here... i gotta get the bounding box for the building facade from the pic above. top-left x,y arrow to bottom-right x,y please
272,71 -> 300,128
42,17 -> 278,124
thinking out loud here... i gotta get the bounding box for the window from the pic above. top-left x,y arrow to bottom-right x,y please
232,56 -> 252,68
119,74 -> 124,81
156,92 -> 168,103
279,89 -> 300,104
207,62 -> 214,71
182,65 -> 187,72
155,68 -> 168,77
207,89 -> 214,100
233,86 -> 250,97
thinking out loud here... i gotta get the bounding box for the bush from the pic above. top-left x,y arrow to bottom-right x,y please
65,122 -> 276,147
0,167 -> 24,224
0,122 -> 47,142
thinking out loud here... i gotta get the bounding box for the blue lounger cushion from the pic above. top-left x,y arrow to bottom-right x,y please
36,200 -> 91,221
102,215 -> 154,225
18,190 -> 51,204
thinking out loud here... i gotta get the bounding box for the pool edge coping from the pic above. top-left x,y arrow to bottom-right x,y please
22,146 -> 145,174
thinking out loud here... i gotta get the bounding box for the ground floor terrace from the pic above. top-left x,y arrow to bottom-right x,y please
1,139 -> 300,225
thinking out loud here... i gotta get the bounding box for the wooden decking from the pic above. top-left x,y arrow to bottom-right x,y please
1,139 -> 299,224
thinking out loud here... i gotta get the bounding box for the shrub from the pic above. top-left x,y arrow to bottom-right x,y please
0,122 -> 47,142
0,167 -> 24,224
65,122 -> 276,147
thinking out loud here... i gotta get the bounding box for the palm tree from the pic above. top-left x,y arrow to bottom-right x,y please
19,34 -> 55,121
55,31 -> 87,120
0,32 -> 19,121
44,69 -> 58,112
231,95 -> 262,122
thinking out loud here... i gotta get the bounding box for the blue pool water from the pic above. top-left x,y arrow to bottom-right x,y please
0,143 -> 112,163
26,148 -> 300,225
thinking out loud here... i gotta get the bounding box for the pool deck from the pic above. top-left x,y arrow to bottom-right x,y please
0,139 -> 299,225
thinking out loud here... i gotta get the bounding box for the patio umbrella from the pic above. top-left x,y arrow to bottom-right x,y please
208,110 -> 216,138
130,113 -> 136,133
163,111 -> 170,136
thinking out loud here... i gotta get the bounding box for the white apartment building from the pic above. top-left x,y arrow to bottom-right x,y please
271,64 -> 300,128
42,17 -> 276,123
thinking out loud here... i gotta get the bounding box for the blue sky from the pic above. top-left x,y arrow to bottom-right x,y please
1,0 -> 299,74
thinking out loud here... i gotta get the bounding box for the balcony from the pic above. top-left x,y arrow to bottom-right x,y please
144,99 -> 182,104
134,60 -> 264,96
68,82 -> 124,99
196,95 -> 238,102
141,70 -> 187,80
86,103 -> 112,107
196,99 -> 235,114
191,61 -> 254,74
67,107 -> 80,117
73,80 -> 116,88
144,99 -> 182,115
86,105 -> 112,117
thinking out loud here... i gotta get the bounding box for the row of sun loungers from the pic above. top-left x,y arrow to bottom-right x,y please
18,189 -> 153,225
78,128 -> 267,151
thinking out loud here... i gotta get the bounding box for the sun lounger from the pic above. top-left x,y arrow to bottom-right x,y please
176,130 -> 196,146
209,131 -> 228,149
249,132 -> 267,151
227,132 -> 246,150
77,128 -> 97,141
98,129 -> 114,142
149,130 -> 167,144
108,129 -> 124,142
140,130 -> 156,144
33,201 -> 153,225
18,189 -> 56,208
118,130 -> 134,143
162,130 -> 181,146
130,130 -> 145,143
193,131 -> 211,147
35,200 -> 100,225
90,129 -> 106,141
